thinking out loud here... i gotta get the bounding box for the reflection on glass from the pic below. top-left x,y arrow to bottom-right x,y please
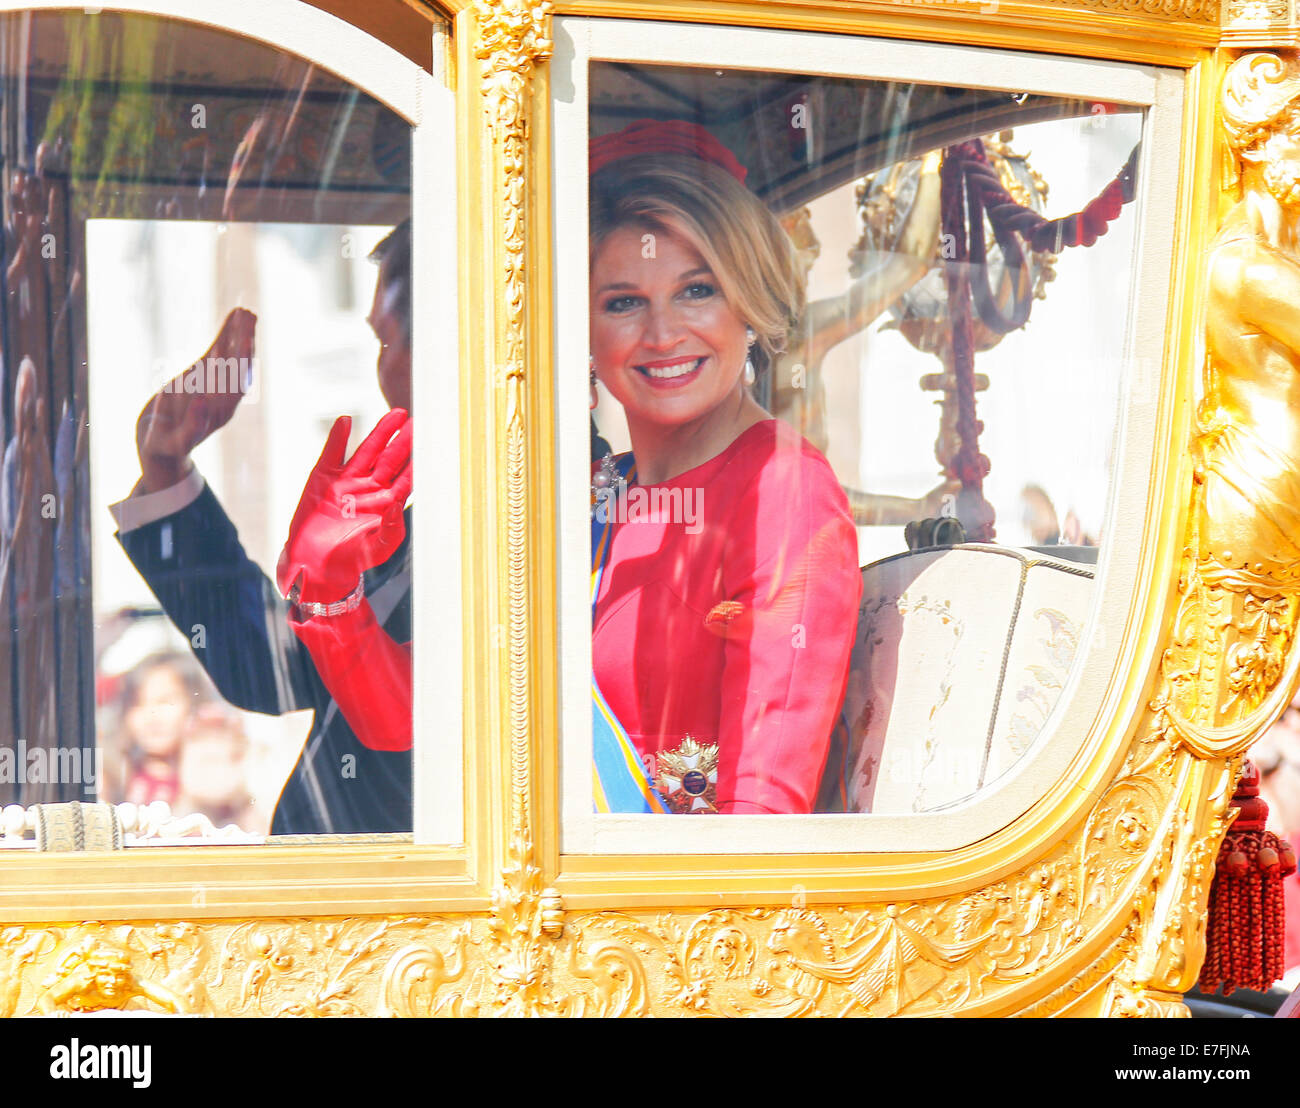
0,11 -> 415,839
587,63 -> 1142,815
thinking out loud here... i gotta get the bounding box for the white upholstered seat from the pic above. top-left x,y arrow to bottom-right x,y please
824,543 -> 1095,814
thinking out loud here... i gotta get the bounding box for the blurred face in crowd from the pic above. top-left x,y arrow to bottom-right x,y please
126,664 -> 190,758
180,721 -> 248,808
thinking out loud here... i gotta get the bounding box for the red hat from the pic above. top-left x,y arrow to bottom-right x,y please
589,119 -> 748,184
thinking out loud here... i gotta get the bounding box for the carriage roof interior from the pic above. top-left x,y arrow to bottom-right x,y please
1,10 -> 410,225
590,62 -> 1135,213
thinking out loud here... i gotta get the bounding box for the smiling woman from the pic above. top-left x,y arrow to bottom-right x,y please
587,122 -> 862,815
590,225 -> 757,449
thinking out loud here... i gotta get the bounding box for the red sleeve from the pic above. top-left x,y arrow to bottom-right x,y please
712,447 -> 861,814
289,601 -> 412,752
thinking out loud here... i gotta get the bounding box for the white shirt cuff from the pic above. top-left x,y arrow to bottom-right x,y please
110,466 -> 206,534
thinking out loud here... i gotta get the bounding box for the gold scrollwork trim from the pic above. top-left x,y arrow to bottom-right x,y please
472,0 -> 553,851
6,917 -> 477,1017
1028,0 -> 1216,18
549,0 -> 1219,35
472,0 -> 561,1018
1222,0 -> 1297,44
0,729 -> 1202,1020
0,725 -> 1253,1018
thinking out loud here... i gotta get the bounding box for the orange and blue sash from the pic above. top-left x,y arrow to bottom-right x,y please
592,457 -> 668,814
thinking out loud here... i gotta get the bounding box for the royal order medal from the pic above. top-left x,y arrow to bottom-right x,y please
655,736 -> 719,814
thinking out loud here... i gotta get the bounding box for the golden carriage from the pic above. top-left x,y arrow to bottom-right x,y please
0,0 -> 1293,1021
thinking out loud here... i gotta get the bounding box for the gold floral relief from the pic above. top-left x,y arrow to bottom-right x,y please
543,747 -> 1189,1017
472,0 -> 553,858
1029,0 -> 1217,21
0,698 -> 1214,1018
4,917 -> 479,1018
0,764 -> 1207,1018
1223,0 -> 1296,43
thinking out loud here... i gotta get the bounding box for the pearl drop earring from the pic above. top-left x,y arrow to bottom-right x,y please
743,327 -> 757,387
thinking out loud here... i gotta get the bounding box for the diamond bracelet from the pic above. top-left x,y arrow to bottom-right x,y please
288,574 -> 365,618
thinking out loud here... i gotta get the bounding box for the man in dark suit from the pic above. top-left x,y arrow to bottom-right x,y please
111,222 -> 413,835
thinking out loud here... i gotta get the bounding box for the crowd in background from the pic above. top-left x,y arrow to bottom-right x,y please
95,617 -> 265,834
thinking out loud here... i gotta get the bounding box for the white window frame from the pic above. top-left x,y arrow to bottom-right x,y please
0,0 -> 462,847
554,16 -> 1182,854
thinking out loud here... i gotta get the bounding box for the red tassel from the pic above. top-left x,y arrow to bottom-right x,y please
1199,760 -> 1298,994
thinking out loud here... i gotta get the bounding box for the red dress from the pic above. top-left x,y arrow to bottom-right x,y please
593,419 -> 861,814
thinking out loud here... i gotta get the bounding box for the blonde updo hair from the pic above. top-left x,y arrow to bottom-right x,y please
590,155 -> 805,382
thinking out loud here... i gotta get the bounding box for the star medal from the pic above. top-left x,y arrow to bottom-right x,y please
655,736 -> 719,814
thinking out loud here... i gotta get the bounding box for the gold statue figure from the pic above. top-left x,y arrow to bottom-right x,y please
1169,51 -> 1300,750
37,936 -> 184,1014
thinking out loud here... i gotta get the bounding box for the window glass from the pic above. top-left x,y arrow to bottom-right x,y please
0,10 -> 423,841
585,60 -> 1142,818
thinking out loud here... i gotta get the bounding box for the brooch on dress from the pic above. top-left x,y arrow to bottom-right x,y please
591,452 -> 624,520
655,736 -> 720,814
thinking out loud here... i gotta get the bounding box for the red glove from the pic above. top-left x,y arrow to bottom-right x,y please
290,601 -> 412,752
277,409 -> 412,604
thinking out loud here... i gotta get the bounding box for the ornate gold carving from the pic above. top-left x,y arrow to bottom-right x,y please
1110,980 -> 1193,1018
488,835 -> 563,1014
0,736 -> 1257,1017
1049,0 -> 1217,18
0,862 -> 1139,1016
0,918 -> 476,1017
530,749 -> 1191,1016
474,0 -> 552,400
1160,51 -> 1300,760
472,3 -> 571,1019
377,924 -> 473,1017
472,0 -> 552,842
1101,50 -> 1300,1011
38,936 -> 183,1014
542,754 -> 1162,1017
1223,0 -> 1297,44
1034,0 -> 1216,17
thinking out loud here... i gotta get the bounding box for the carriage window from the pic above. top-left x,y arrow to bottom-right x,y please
557,22 -> 1178,851
0,9 -> 454,845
